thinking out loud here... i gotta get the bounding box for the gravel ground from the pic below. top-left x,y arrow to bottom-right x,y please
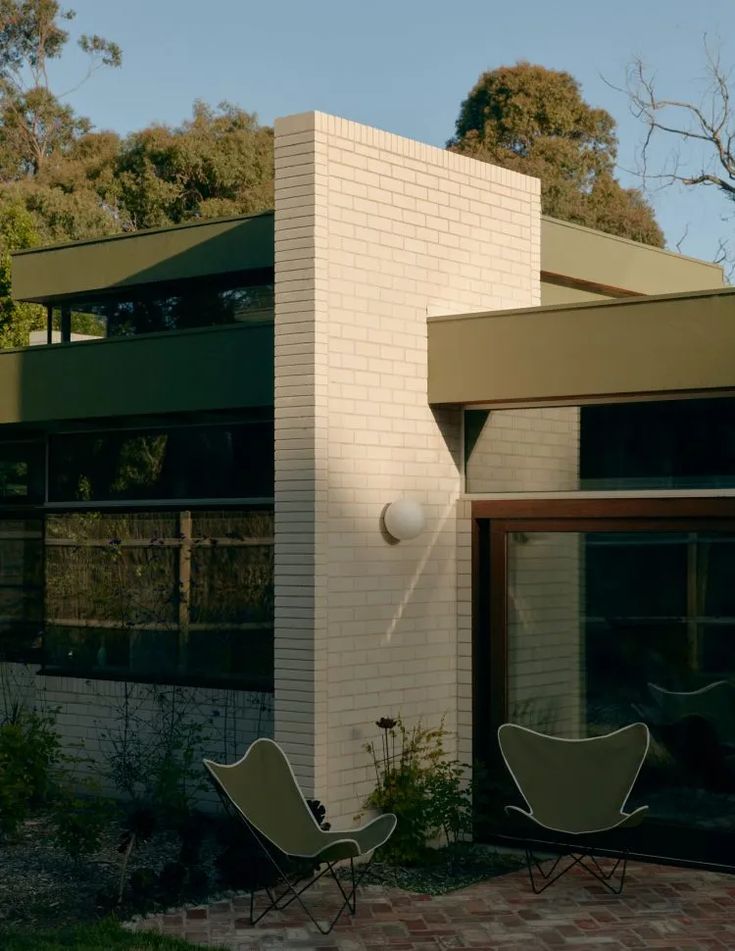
357,845 -> 525,895
0,812 -> 213,930
0,813 -> 524,930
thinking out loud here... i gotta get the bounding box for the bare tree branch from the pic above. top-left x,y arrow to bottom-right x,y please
626,40 -> 735,197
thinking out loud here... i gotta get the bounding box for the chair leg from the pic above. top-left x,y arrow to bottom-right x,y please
578,850 -> 628,894
249,853 -> 373,934
525,847 -> 629,895
210,786 -> 372,934
525,848 -> 584,893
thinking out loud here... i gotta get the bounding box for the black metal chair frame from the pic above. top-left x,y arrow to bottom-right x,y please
212,782 -> 375,935
524,842 -> 629,894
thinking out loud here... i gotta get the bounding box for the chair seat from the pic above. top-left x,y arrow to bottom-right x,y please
298,813 -> 397,863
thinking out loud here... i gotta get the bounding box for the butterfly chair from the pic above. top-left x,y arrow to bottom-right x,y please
497,722 -> 650,894
203,738 -> 397,935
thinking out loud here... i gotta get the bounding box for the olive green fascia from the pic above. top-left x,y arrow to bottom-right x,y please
11,212 -> 275,303
428,286 -> 735,406
0,323 -> 274,425
540,281 -> 610,306
541,216 -> 724,299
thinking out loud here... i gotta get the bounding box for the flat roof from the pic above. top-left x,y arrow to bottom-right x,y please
11,211 -> 275,303
540,216 -> 724,299
428,286 -> 735,405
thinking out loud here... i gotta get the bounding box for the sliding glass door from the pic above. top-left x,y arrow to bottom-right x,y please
475,506 -> 735,868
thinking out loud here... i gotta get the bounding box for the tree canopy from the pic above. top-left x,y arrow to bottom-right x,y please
112,102 -> 274,231
0,2 -> 274,345
448,62 -> 664,247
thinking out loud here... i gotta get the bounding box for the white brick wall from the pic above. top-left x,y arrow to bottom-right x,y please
1,663 -> 272,805
465,407 -> 581,493
273,111 -> 540,821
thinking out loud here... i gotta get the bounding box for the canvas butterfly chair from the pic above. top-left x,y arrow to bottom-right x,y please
497,722 -> 650,894
204,738 -> 397,934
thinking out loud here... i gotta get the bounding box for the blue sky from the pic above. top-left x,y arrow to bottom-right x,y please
50,0 -> 735,265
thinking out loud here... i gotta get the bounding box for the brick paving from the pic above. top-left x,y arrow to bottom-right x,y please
125,859 -> 735,950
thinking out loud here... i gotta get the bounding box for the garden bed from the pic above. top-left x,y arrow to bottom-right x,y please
0,810 -> 220,930
0,810 -> 525,935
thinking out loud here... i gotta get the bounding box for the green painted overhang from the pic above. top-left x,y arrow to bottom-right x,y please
428,286 -> 735,406
0,323 -> 273,425
541,216 -> 724,297
11,212 -> 275,304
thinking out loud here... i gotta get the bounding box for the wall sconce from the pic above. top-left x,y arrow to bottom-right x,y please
382,497 -> 426,542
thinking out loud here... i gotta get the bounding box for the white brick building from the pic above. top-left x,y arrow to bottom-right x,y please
6,111 -> 735,867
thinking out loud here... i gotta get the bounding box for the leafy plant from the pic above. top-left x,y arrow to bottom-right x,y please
48,784 -> 111,859
363,716 -> 473,866
100,683 -> 212,820
0,708 -> 63,838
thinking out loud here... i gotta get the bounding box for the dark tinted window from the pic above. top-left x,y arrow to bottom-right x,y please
581,398 -> 735,489
0,441 -> 44,502
0,516 -> 43,661
40,509 -> 273,688
464,397 -> 735,492
51,275 -> 273,341
48,420 -> 273,502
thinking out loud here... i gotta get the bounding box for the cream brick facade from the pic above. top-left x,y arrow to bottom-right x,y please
273,112 -> 540,819
465,407 -> 581,493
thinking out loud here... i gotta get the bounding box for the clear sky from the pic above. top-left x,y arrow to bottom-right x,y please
49,0 -> 735,266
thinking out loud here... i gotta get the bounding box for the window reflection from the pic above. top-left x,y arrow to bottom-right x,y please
0,442 -> 44,502
465,397 -> 735,493
0,517 -> 43,661
506,530 -> 735,856
50,276 -> 274,341
41,509 -> 274,687
48,420 -> 273,502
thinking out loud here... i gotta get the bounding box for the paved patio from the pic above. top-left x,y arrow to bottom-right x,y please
127,859 -> 735,949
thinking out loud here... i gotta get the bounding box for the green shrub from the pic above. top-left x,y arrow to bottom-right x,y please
48,783 -> 112,859
0,705 -> 110,856
0,709 -> 63,838
363,716 -> 473,866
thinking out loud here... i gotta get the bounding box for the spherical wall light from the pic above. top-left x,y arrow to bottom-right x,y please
382,497 -> 426,542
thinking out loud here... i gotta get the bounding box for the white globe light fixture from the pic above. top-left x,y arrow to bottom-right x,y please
382,497 -> 426,542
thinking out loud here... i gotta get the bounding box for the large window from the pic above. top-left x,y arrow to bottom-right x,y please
465,396 -> 735,493
49,272 -> 274,342
42,508 -> 273,688
48,420 -> 273,503
0,516 -> 43,660
0,413 -> 274,689
476,511 -> 735,867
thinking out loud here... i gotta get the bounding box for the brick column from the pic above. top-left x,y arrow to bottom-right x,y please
273,111 -> 540,816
